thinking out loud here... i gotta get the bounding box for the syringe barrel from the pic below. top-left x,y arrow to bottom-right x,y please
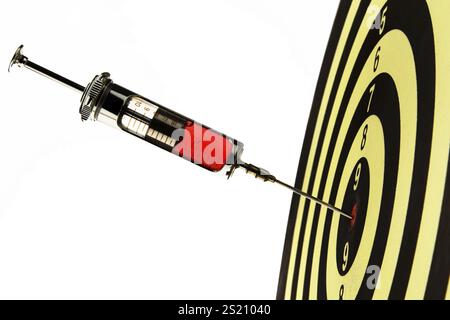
81,73 -> 244,172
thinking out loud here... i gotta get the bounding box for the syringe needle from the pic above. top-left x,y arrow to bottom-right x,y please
272,178 -> 352,220
235,162 -> 352,220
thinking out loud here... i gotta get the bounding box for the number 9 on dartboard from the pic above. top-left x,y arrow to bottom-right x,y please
277,0 -> 450,300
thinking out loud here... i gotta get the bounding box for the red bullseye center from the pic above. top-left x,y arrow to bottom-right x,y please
351,203 -> 358,228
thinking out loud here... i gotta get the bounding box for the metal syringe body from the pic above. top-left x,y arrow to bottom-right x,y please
79,72 -> 244,173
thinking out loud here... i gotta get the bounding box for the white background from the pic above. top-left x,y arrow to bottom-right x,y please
0,0 -> 338,299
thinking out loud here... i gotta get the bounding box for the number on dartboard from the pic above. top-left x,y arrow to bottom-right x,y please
367,84 -> 375,112
373,46 -> 381,72
342,241 -> 349,271
353,162 -> 362,191
361,124 -> 368,150
339,285 -> 344,300
379,6 -> 388,35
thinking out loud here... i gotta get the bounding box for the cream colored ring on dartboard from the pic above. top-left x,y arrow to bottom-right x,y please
294,21 -> 417,299
321,30 -> 417,299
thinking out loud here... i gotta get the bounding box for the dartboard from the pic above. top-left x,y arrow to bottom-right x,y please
277,0 -> 450,300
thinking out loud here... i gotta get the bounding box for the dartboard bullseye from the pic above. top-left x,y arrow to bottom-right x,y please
278,0 -> 450,300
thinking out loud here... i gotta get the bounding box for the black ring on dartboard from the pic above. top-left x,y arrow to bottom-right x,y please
330,73 -> 399,298
336,157 -> 370,276
286,0 -> 371,300
312,0 -> 435,299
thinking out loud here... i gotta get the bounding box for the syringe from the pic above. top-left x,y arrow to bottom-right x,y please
8,45 -> 351,219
